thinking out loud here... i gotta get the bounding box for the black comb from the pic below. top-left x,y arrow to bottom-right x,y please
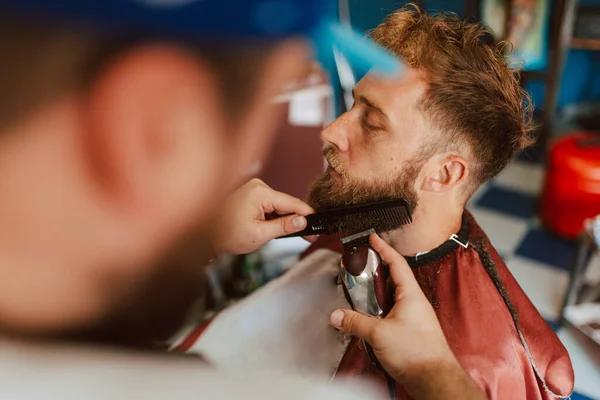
278,198 -> 412,238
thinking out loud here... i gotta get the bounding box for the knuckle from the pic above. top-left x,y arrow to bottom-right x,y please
388,252 -> 401,264
248,179 -> 269,199
379,251 -> 393,265
383,247 -> 399,261
248,178 -> 265,189
369,323 -> 388,345
345,312 -> 359,332
375,240 -> 389,252
375,243 -> 388,256
251,225 -> 264,241
280,216 -> 291,232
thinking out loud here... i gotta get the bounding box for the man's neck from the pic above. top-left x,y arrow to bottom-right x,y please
381,199 -> 463,257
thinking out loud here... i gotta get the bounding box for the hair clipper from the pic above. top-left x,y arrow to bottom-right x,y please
339,229 -> 393,368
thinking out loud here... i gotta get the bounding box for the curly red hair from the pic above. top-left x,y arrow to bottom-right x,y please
370,5 -> 535,186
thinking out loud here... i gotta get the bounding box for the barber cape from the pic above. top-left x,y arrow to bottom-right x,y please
175,212 -> 574,400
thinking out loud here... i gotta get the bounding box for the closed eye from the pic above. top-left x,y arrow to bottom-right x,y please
361,110 -> 383,132
362,119 -> 380,132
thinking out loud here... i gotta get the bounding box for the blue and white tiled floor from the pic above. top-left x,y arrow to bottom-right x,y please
468,155 -> 600,400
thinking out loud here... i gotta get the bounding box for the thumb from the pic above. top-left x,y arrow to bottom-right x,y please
261,214 -> 307,240
330,309 -> 377,341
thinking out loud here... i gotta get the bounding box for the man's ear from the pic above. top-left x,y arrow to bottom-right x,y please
231,39 -> 310,185
82,44 -> 224,226
420,154 -> 469,193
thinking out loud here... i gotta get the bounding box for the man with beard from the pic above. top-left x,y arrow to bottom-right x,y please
0,1 -> 490,399
304,6 -> 575,400
179,6 -> 574,400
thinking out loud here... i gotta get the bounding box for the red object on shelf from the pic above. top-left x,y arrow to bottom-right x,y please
540,132 -> 600,239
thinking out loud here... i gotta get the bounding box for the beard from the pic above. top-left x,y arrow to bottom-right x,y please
65,222 -> 213,348
307,147 -> 422,235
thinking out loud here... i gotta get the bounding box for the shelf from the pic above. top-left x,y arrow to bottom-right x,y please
570,37 -> 600,51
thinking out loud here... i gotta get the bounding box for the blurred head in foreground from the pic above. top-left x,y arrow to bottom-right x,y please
0,10 -> 310,338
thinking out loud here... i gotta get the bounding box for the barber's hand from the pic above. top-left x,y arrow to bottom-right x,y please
212,179 -> 314,255
330,234 -> 453,381
330,235 -> 486,400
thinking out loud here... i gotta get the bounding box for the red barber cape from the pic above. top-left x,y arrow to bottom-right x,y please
301,212 -> 574,400
175,212 -> 574,400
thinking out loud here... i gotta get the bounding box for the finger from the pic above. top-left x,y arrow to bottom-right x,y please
330,309 -> 377,341
302,235 -> 318,243
369,234 -> 418,293
260,214 -> 308,241
267,189 -> 314,216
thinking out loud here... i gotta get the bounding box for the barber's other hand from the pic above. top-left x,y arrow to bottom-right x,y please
330,234 -> 453,381
330,235 -> 486,400
212,179 -> 314,255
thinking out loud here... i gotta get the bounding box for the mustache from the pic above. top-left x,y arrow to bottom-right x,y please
323,147 -> 345,176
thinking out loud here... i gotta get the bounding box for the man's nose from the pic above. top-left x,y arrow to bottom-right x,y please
320,114 -> 350,153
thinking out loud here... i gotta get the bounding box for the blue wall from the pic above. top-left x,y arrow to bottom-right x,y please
348,0 -> 463,31
555,49 -> 600,108
348,0 -> 600,110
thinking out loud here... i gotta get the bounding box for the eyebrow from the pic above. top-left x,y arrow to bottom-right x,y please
352,88 -> 390,123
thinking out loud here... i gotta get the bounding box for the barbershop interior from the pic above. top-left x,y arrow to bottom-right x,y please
211,1 -> 600,398
2,0 -> 600,399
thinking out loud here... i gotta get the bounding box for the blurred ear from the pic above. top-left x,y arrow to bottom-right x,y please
82,44 -> 224,227
420,154 -> 469,193
231,39 -> 311,185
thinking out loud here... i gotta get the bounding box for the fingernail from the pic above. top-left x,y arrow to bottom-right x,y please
292,216 -> 306,230
330,310 -> 344,327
